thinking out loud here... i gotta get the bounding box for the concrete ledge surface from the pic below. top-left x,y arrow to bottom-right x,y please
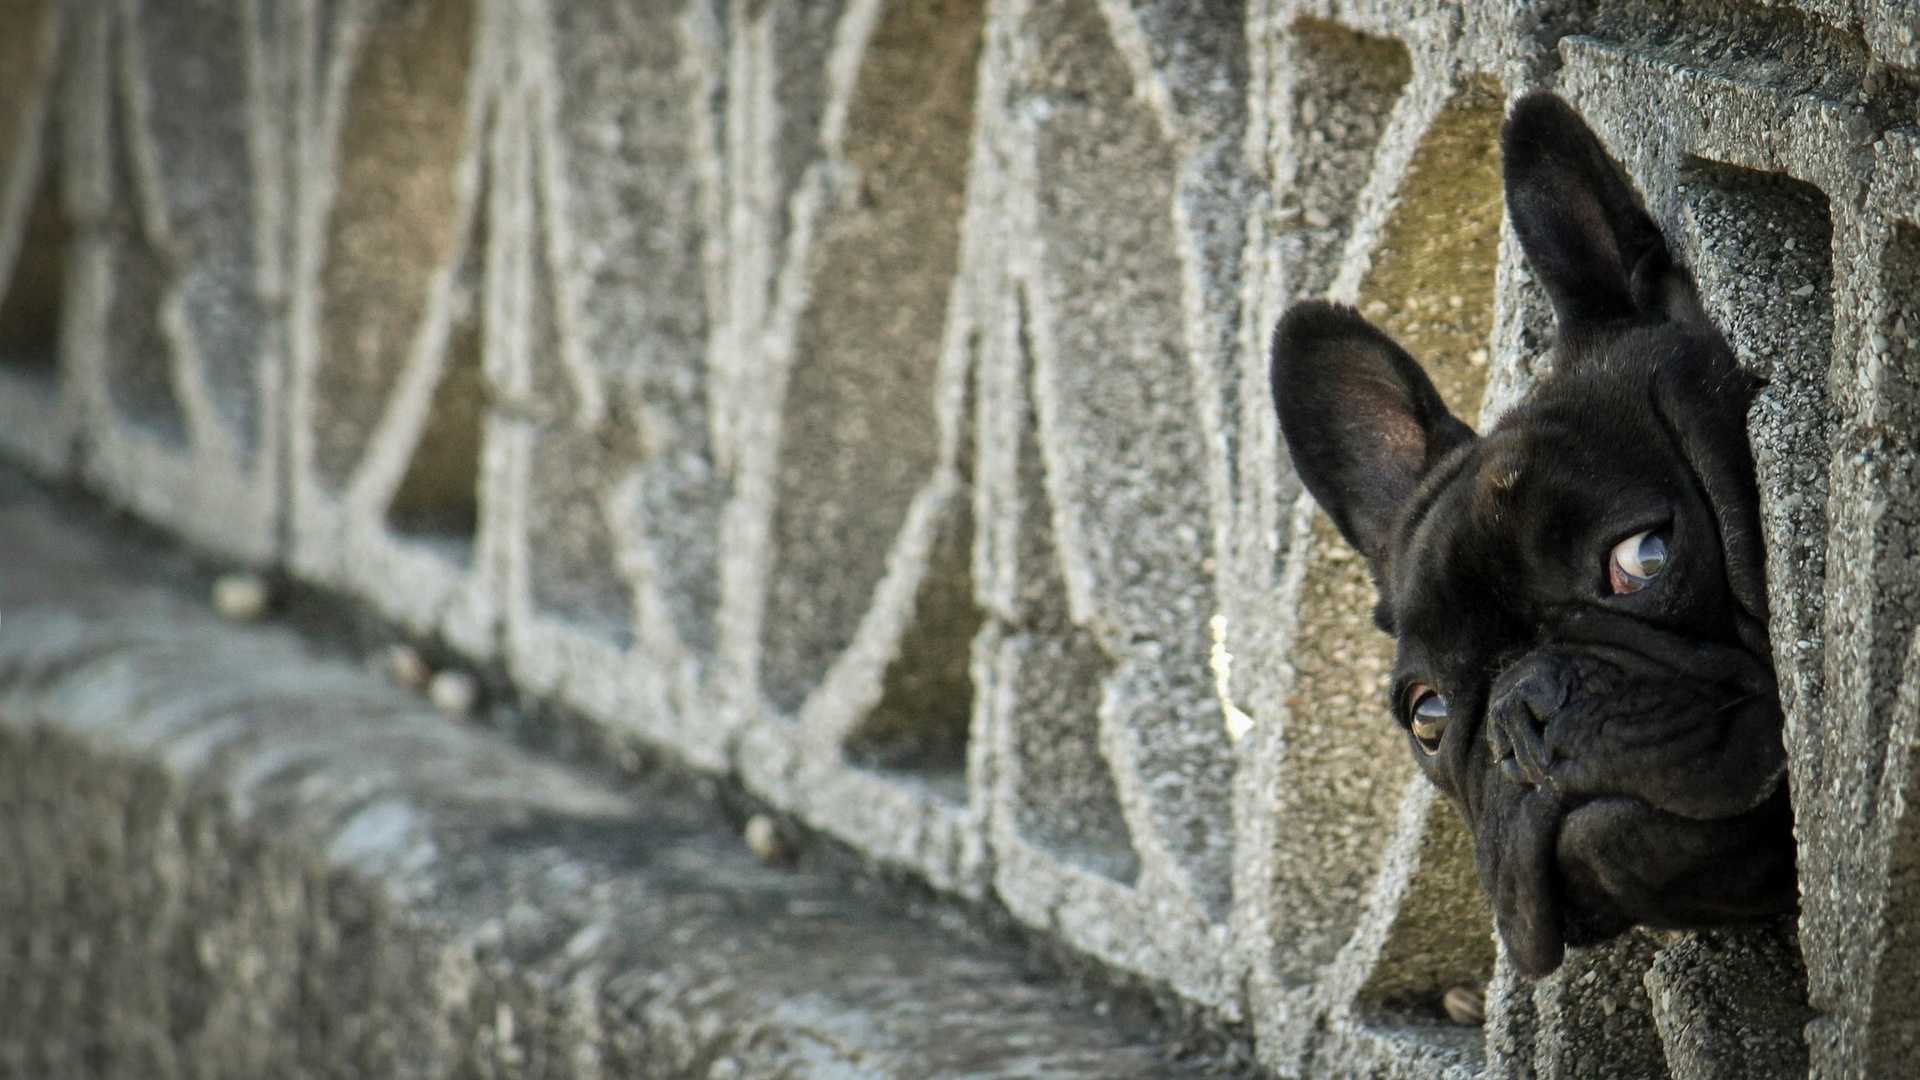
0,470 -> 1234,1079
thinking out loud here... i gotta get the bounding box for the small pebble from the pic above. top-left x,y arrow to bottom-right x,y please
1443,984 -> 1486,1026
428,669 -> 478,716
383,643 -> 431,689
212,572 -> 270,622
744,814 -> 786,864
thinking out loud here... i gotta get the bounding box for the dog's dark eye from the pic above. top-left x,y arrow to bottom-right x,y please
1406,684 -> 1448,755
1608,528 -> 1670,594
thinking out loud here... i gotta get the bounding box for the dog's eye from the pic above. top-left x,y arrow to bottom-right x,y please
1406,684 -> 1448,755
1608,528 -> 1670,594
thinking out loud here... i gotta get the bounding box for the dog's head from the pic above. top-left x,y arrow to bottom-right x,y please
1269,93 -> 1796,977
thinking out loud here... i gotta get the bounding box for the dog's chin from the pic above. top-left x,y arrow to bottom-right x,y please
1489,781 -> 1797,978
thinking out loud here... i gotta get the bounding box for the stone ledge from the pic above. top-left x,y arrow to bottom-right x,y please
0,470 -> 1232,1079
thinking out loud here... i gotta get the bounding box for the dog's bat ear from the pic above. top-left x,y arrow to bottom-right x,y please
1502,92 -> 1708,334
1271,302 -> 1475,563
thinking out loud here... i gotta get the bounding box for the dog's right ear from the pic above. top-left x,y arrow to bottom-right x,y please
1271,302 -> 1474,564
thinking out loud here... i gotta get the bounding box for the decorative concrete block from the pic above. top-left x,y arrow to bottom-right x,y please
0,0 -> 1916,1073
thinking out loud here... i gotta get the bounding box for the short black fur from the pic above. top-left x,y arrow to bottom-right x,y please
1269,91 -> 1793,977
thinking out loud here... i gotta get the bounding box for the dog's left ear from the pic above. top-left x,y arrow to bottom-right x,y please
1502,92 -> 1709,335
1271,302 -> 1475,565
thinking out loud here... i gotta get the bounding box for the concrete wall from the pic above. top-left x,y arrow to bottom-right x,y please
0,0 -> 1915,1075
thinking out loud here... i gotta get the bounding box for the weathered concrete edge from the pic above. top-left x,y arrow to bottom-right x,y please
0,471 -> 1231,1079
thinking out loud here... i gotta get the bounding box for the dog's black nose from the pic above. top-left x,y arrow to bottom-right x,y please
1491,665 -> 1570,787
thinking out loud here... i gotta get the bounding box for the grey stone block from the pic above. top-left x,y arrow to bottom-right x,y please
1644,925 -> 1811,1080
540,0 -> 722,660
1532,934 -> 1669,1080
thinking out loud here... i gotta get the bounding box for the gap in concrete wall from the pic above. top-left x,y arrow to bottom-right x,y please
1277,19 -> 1411,297
383,185 -> 486,560
0,1 -> 56,189
760,0 -> 985,716
842,338 -> 983,800
841,491 -> 978,803
0,0 -> 60,382
1351,807 -> 1493,1063
313,0 -> 475,491
0,149 -> 64,383
1264,79 -> 1503,986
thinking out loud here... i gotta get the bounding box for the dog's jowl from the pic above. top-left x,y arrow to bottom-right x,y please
1270,92 -> 1794,978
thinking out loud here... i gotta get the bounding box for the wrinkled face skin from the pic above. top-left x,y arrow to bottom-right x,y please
1270,93 -> 1797,976
1382,324 -> 1794,976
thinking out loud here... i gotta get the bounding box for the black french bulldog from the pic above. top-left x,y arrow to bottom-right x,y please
1269,92 -> 1796,977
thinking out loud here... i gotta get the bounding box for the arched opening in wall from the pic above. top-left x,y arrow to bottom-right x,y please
1264,77 -> 1502,1017
0,0 -> 62,389
759,0 -> 984,716
385,122 -> 488,562
313,0 -> 474,491
0,150 -> 63,383
1276,19 -> 1411,296
1348,77 -> 1505,1037
383,244 -> 483,560
841,491 -> 979,801
841,330 -> 982,800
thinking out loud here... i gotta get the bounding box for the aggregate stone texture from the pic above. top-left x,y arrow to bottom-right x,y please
0,472 -> 1223,1080
0,0 -> 1918,1075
